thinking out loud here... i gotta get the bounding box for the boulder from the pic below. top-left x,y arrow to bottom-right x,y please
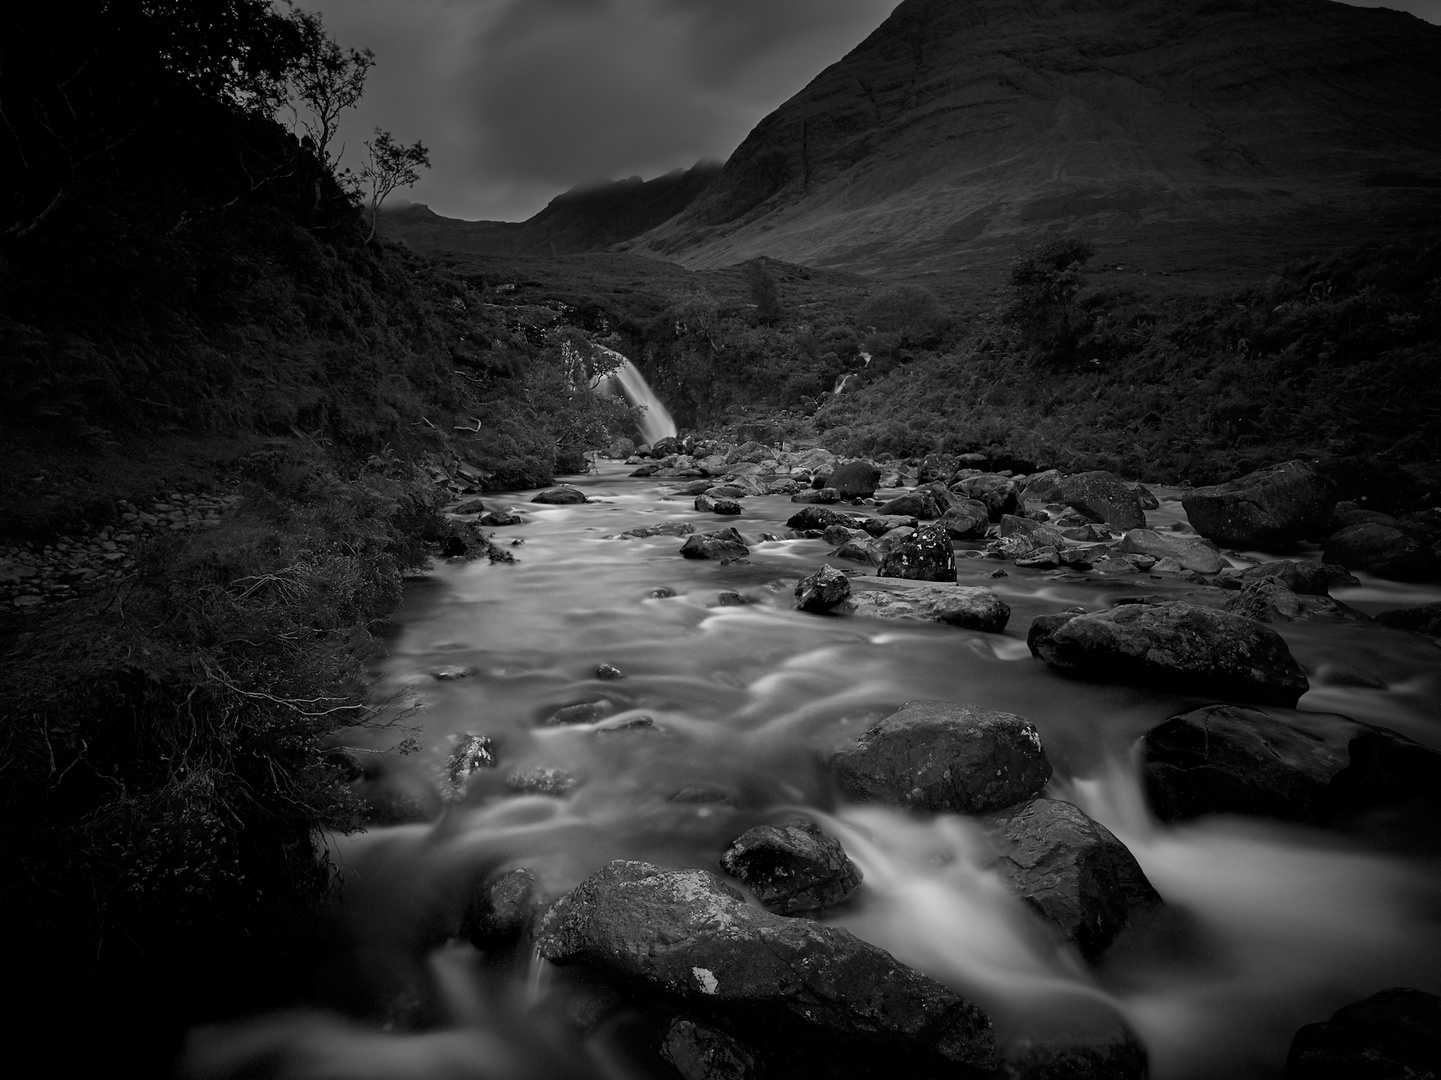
938,500 -> 991,540
547,700 -> 619,726
786,506 -> 859,531
1222,578 -> 1304,622
442,733 -> 496,801
829,461 -> 882,499
997,1013 -> 1148,1080
1322,523 -> 1437,582
507,766 -> 578,796
681,529 -> 750,560
855,513 -> 920,537
1019,469 -> 1067,505
917,452 -> 959,483
841,580 -> 1011,633
1117,529 -> 1223,574
795,564 -> 853,613
791,487 -> 841,505
878,523 -> 956,582
719,820 -> 862,915
463,868 -> 544,948
1239,559 -> 1356,595
1284,987 -> 1440,1080
953,474 -> 1022,521
725,441 -> 772,465
832,700 -> 1052,815
712,499 -> 743,516
982,798 -> 1161,959
661,1018 -> 758,1080
1141,705 -> 1351,825
1375,601 -> 1441,636
1182,460 -> 1336,549
536,861 -> 995,1070
877,490 -> 944,519
1027,602 -> 1310,707
532,485 -> 589,505
479,510 -> 526,527
650,436 -> 683,458
1058,472 -> 1147,532
1000,514 -> 1069,550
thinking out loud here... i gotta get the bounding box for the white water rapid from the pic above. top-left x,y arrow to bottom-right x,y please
592,347 -> 677,447
181,467 -> 1441,1080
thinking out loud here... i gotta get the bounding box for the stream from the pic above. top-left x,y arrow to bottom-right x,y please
183,463 -> 1441,1080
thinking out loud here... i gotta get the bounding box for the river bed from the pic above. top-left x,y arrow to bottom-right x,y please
183,463 -> 1441,1080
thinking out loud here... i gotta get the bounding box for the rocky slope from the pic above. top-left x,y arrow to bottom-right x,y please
624,0 -> 1441,286
383,161 -> 721,256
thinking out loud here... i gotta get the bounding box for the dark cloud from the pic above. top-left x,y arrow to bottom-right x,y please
298,0 -> 1439,223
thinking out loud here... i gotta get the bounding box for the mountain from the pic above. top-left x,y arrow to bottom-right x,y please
381,161 -> 721,256
625,0 -> 1441,286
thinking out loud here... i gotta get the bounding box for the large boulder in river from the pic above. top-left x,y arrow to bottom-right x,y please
840,579 -> 1011,633
1027,601 -> 1310,707
680,528 -> 750,560
982,798 -> 1161,960
1118,529 -> 1223,574
1375,601 -> 1441,636
832,700 -> 1052,814
878,523 -> 956,582
938,499 -> 991,539
1058,471 -> 1146,533
794,564 -> 852,612
828,460 -> 881,499
532,485 -> 589,505
876,490 -> 945,519
719,820 -> 862,915
1284,987 -> 1441,1080
536,861 -> 995,1070
952,474 -> 1022,521
1322,523 -> 1437,582
786,505 -> 858,531
1182,460 -> 1336,550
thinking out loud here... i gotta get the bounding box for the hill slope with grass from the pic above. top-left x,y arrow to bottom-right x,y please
626,0 -> 1441,289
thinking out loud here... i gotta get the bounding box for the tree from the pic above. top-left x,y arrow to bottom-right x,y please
286,9 -> 373,171
360,129 -> 430,241
1003,237 -> 1096,364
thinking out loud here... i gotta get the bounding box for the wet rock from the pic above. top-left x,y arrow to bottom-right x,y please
431,665 -> 477,680
463,868 -> 544,948
1015,547 -> 1062,570
822,523 -> 860,546
1375,601 -> 1441,636
596,664 -> 624,680
1019,469 -> 1066,505
1222,578 -> 1304,621
983,799 -> 1160,959
1182,460 -> 1336,550
876,490 -> 945,519
548,700 -> 618,726
453,499 -> 486,514
938,499 -> 991,539
1142,704 -> 1352,825
479,510 -> 525,527
878,523 -> 956,582
661,1018 -> 758,1080
1327,728 -> 1441,820
1322,523 -> 1437,582
649,586 -> 679,599
536,860 -> 995,1070
1238,559 -> 1357,595
442,733 -> 496,800
719,820 -> 862,915
786,506 -> 858,531
998,1013 -> 1148,1080
1284,987 -> 1440,1080
507,766 -> 577,796
618,521 -> 695,539
841,579 -> 1011,633
597,716 -> 658,735
1058,471 -> 1146,533
832,700 -> 1051,815
1118,529 -> 1223,574
829,461 -> 881,499
716,591 -> 751,607
855,513 -> 919,537
952,474 -> 1022,522
791,487 -> 841,504
1000,514 -> 1067,549
681,529 -> 750,560
532,485 -> 589,505
794,564 -> 853,612
1027,602 -> 1310,708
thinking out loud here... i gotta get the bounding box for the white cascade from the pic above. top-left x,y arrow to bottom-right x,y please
593,346 -> 677,446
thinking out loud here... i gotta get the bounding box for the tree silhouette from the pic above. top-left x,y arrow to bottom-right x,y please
360,129 -> 430,241
286,9 -> 373,171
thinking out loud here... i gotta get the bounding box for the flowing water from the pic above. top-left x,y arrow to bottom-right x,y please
593,352 -> 678,447
183,465 -> 1441,1079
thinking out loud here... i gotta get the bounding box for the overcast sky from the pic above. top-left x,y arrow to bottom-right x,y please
301,0 -> 1441,223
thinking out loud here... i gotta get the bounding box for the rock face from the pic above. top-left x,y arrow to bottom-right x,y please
1284,987 -> 1441,1080
719,820 -> 862,915
983,799 -> 1161,959
532,485 -> 589,505
1182,461 -> 1336,550
832,700 -> 1052,815
1322,523 -> 1437,582
1142,705 -> 1351,825
828,460 -> 881,499
1059,472 -> 1146,533
1118,529 -> 1222,574
878,523 -> 956,582
536,860 -> 995,1070
794,563 -> 853,612
841,579 -> 1011,633
1027,601 -> 1310,708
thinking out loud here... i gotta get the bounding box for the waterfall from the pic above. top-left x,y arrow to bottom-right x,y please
833,372 -> 856,395
592,346 -> 677,447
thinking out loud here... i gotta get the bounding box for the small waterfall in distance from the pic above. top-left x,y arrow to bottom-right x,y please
592,345 -> 677,446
